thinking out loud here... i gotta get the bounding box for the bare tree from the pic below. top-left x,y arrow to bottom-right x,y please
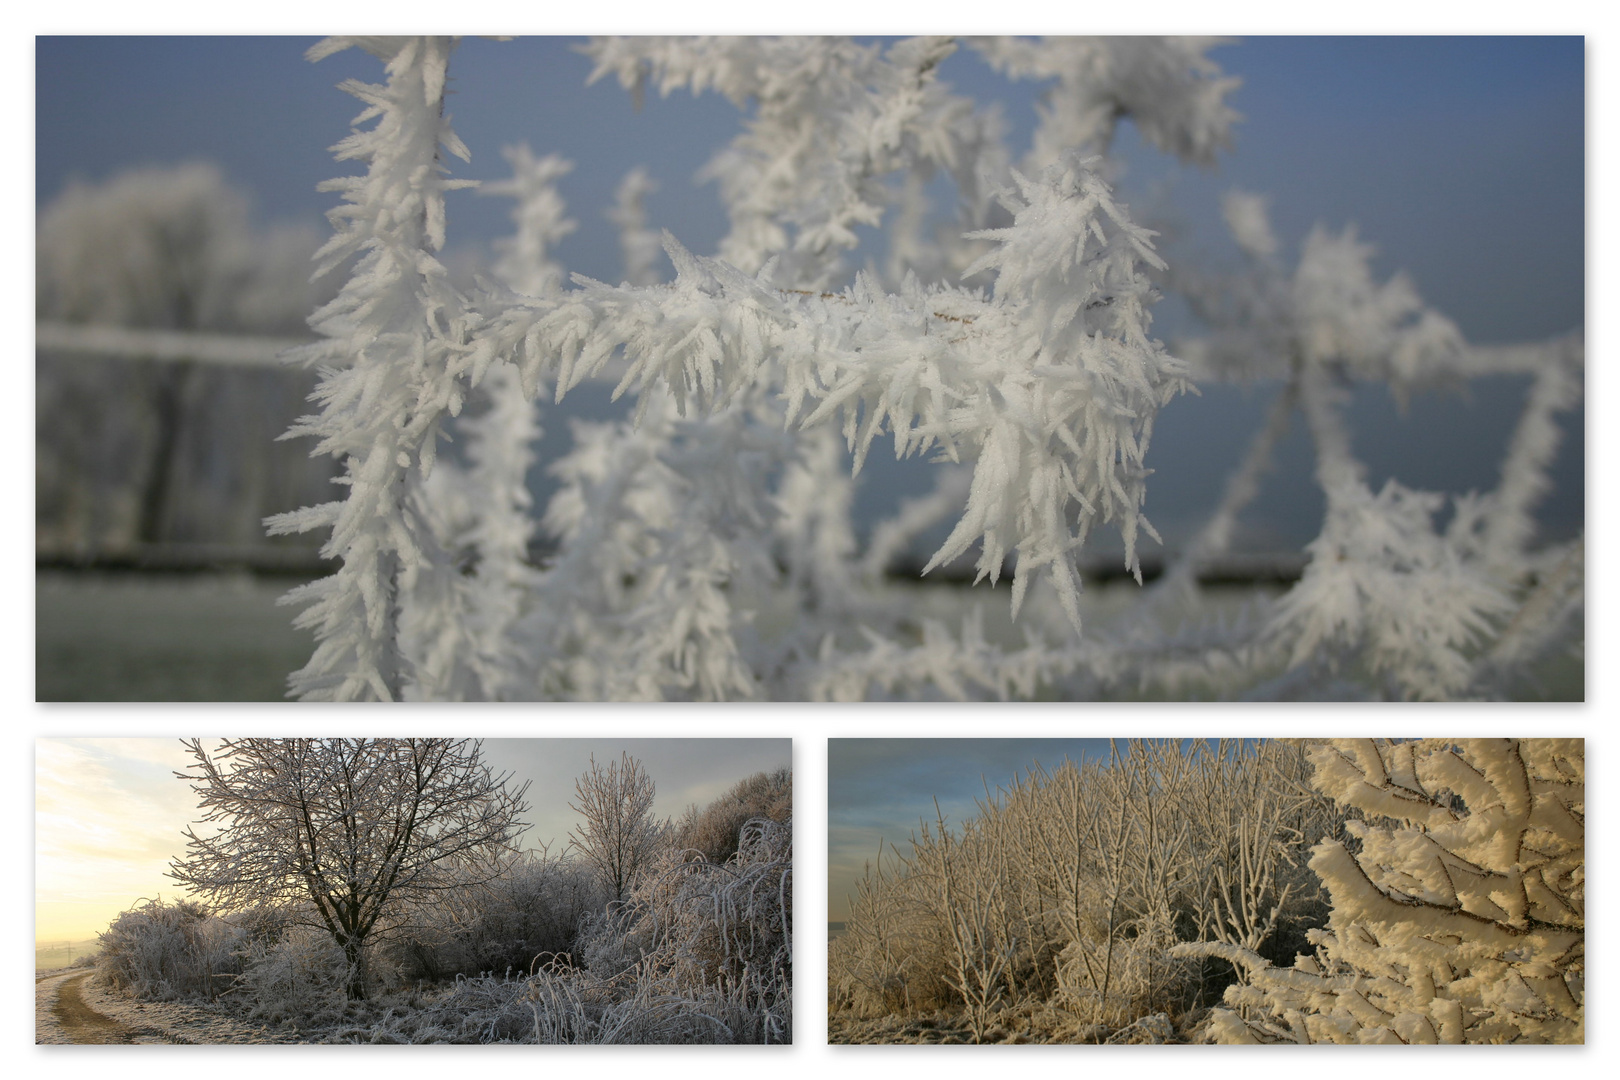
168,738 -> 529,999
568,752 -> 664,905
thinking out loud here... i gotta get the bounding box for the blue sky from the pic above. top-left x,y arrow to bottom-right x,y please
35,35 -> 1585,553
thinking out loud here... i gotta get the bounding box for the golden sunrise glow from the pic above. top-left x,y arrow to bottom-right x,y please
35,739 -> 202,944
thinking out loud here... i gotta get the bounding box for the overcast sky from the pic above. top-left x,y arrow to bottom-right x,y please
35,736 -> 790,945
33,36 -> 1583,553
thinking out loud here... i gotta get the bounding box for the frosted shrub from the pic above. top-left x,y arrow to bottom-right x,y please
390,851 -> 605,980
1173,738 -> 1584,1044
573,816 -> 793,1043
95,897 -> 244,1002
232,925 -> 355,1026
671,767 -> 793,865
268,36 -> 1579,702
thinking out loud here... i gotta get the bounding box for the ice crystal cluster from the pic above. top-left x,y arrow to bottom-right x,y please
271,35 -> 1582,700
1173,738 -> 1584,1043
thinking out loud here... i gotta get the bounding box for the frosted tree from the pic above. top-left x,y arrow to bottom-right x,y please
1172,738 -> 1583,1044
168,738 -> 530,999
36,161 -> 316,335
37,163 -> 322,552
568,752 -> 666,905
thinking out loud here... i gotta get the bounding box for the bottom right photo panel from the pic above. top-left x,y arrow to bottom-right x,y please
828,738 -> 1583,1045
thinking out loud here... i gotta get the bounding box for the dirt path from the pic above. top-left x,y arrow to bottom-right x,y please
50,971 -> 151,1044
36,969 -> 285,1045
37,970 -> 168,1044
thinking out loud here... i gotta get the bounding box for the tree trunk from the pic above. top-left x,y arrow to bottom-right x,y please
136,358 -> 193,545
341,936 -> 368,1000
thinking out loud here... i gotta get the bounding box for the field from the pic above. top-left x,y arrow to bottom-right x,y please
36,940 -> 98,971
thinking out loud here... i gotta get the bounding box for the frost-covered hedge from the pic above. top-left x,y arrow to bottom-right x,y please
829,740 -> 1341,1040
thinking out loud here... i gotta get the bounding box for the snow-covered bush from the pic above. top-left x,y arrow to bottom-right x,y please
307,811 -> 792,1043
271,36 -> 1579,701
91,896 -> 369,1021
1173,738 -> 1584,1044
574,815 -> 792,1043
231,924 -> 356,1027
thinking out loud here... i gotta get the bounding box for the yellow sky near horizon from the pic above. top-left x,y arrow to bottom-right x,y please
35,738 -> 204,944
34,736 -> 792,946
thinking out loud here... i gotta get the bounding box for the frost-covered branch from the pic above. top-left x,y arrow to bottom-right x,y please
473,156 -> 1188,635
583,36 -> 1004,288
1178,738 -> 1584,1044
971,37 -> 1240,169
262,35 -> 1578,703
606,166 -> 664,287
267,36 -> 478,701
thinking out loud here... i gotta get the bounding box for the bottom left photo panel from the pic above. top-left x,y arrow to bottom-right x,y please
35,736 -> 793,1045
